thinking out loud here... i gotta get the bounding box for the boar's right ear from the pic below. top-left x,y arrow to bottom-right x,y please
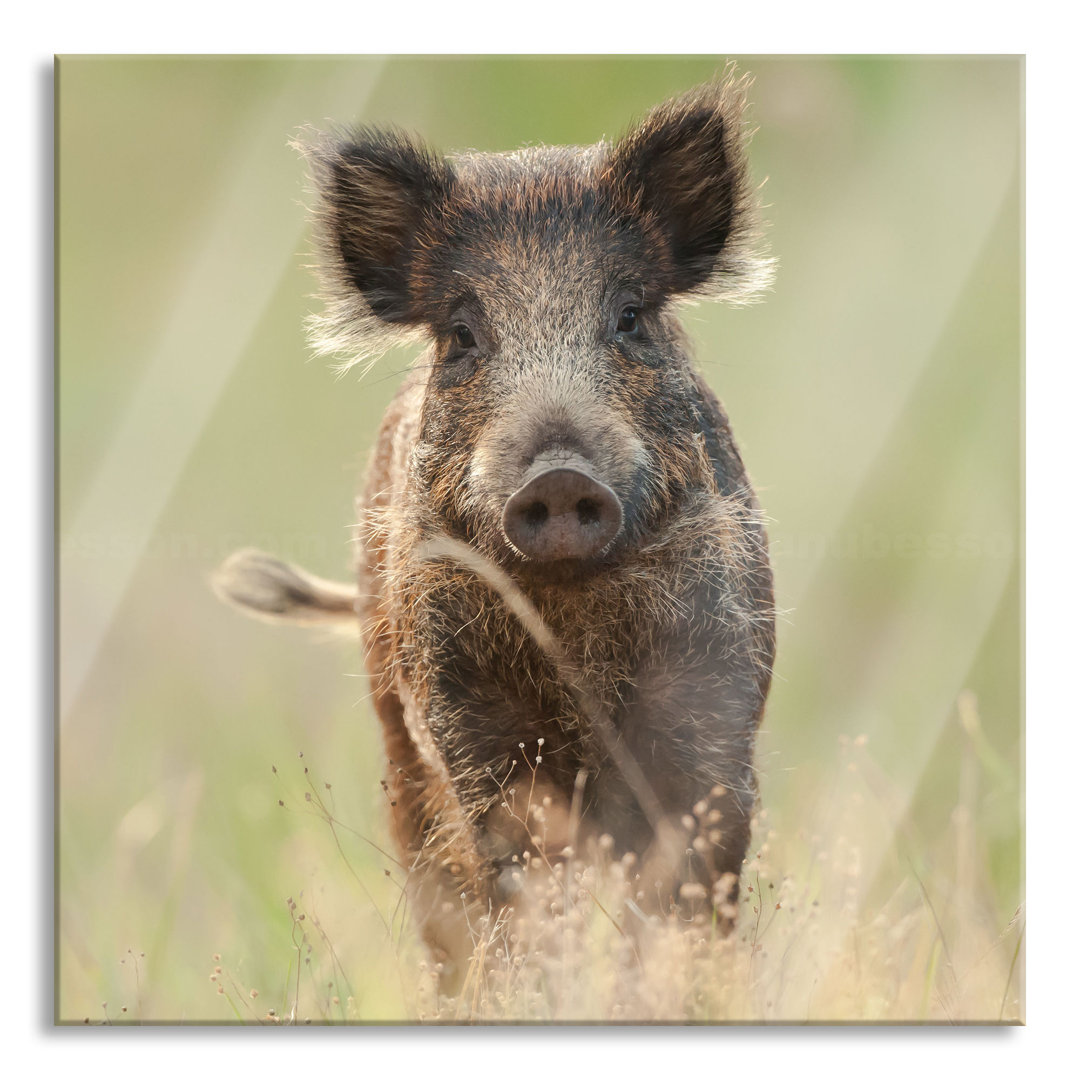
299,127 -> 452,371
605,75 -> 774,305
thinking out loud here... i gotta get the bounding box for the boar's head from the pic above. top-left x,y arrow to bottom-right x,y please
303,77 -> 772,581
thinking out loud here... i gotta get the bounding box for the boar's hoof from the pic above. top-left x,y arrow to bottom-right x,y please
502,467 -> 622,562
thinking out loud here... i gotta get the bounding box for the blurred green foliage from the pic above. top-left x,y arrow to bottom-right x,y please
57,56 -> 1021,1022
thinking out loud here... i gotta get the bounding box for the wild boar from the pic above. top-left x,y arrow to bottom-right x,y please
216,72 -> 776,986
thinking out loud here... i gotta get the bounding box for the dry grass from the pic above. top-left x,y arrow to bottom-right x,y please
203,717 -> 1022,1026
420,747 -> 1021,1024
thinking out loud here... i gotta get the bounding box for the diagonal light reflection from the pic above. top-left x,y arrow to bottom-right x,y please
60,61 -> 386,724
765,181 -> 1021,1011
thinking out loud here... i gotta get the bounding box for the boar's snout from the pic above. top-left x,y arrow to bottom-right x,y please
502,455 -> 623,563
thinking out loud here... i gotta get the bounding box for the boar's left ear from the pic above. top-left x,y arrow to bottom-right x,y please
298,126 -> 453,372
605,75 -> 773,304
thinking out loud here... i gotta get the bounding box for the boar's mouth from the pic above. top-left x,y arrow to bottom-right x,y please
501,456 -> 624,566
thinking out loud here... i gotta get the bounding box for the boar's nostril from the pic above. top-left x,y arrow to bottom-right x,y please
523,502 -> 549,529
502,467 -> 623,563
576,498 -> 600,527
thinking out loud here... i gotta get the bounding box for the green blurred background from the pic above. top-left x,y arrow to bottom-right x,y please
57,56 -> 1022,1021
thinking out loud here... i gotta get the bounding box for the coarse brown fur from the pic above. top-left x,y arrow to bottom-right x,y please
215,71 -> 776,989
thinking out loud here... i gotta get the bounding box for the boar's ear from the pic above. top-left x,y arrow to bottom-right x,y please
299,126 -> 452,372
606,76 -> 773,304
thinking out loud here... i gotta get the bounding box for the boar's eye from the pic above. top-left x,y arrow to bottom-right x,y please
450,323 -> 476,351
616,306 -> 640,335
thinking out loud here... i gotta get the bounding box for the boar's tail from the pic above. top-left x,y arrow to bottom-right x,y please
212,548 -> 359,635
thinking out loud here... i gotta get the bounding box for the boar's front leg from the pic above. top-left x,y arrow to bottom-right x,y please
422,655 -> 584,904
612,638 -> 766,927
